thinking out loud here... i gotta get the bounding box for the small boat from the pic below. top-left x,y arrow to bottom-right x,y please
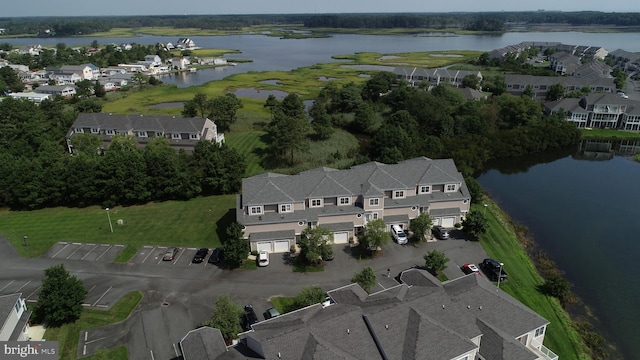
189,68 -> 197,72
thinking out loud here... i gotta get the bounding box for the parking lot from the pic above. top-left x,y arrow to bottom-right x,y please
43,242 -> 124,263
129,246 -> 220,267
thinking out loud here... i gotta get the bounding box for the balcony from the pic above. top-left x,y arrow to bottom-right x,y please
529,338 -> 559,360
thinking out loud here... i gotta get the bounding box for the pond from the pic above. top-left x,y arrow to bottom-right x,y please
233,88 -> 289,100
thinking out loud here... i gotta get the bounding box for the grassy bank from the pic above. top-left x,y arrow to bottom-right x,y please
0,195 -> 235,258
478,201 -> 590,359
44,291 -> 142,360
580,128 -> 640,139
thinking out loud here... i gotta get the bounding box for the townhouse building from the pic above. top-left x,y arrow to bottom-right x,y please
394,67 -> 482,89
505,74 -> 615,100
0,294 -> 30,341
66,113 -> 224,154
237,157 -> 470,254
544,93 -> 640,129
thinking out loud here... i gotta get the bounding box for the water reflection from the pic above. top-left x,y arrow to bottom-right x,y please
233,88 -> 288,99
573,139 -> 640,161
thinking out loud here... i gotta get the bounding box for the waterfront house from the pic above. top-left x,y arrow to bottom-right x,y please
544,93 -> 639,129
394,67 -> 482,89
505,74 -> 615,100
35,85 -> 77,97
66,113 -> 224,154
237,157 -> 470,253
183,268 -> 556,360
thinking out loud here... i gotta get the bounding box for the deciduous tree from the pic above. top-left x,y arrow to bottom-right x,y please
423,250 -> 449,276
299,227 -> 333,265
410,212 -> 432,243
361,218 -> 389,255
33,264 -> 87,326
351,266 -> 377,294
223,222 -> 250,269
461,210 -> 488,239
205,295 -> 244,344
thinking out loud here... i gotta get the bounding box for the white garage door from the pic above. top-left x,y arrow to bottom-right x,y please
433,217 -> 441,226
441,217 -> 456,228
274,240 -> 290,253
257,242 -> 273,253
333,232 -> 349,244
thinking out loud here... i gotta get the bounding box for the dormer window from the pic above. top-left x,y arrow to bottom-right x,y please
250,206 -> 263,215
138,131 -> 147,138
419,185 -> 431,194
393,190 -> 405,199
339,197 -> 350,205
280,204 -> 292,213
75,127 -> 84,133
446,184 -> 457,192
91,128 -> 99,134
190,133 -> 198,140
106,129 -> 115,135
310,199 -> 322,207
172,133 -> 181,139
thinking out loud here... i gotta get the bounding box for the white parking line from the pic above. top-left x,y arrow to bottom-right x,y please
92,286 -> 112,307
95,245 -> 112,261
141,247 -> 155,263
156,247 -> 168,264
172,248 -> 185,265
51,243 -> 70,258
15,281 -> 31,293
81,244 -> 100,260
0,280 -> 15,292
26,286 -> 41,300
150,349 -> 155,360
72,242 -> 82,245
377,282 -> 386,290
85,332 -> 88,341
85,336 -> 108,345
173,343 -> 179,358
66,244 -> 83,259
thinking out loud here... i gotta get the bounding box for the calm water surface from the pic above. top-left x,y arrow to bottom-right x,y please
4,32 -> 640,87
478,143 -> 640,359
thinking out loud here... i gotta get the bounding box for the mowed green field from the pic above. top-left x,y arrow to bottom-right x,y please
0,195 -> 236,258
478,201 -> 590,360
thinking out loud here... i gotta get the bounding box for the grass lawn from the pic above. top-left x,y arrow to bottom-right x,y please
580,128 -> 640,139
270,296 -> 296,314
44,291 -> 142,360
478,201 -> 590,360
0,195 -> 236,259
82,346 -> 127,360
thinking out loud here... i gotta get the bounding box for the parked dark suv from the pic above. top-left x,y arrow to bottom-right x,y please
192,248 -> 209,263
208,248 -> 224,264
481,258 -> 508,282
242,305 -> 259,331
432,225 -> 450,240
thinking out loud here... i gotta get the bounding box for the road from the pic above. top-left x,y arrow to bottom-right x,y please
0,230 -> 488,359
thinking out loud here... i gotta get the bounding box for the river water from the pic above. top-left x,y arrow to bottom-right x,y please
5,30 -> 640,357
478,140 -> 640,359
4,32 -> 640,87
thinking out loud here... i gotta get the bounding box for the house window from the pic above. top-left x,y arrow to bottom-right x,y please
190,133 -> 198,140
91,128 -> 99,134
172,133 -> 181,139
310,199 -> 322,207
419,185 -> 431,194
339,197 -> 350,205
535,327 -> 545,337
250,206 -> 263,215
394,190 -> 405,199
14,301 -> 20,314
75,128 -> 84,133
372,212 -> 379,220
106,129 -> 115,135
369,198 -> 379,206
280,204 -> 292,213
138,131 -> 147,138
446,184 -> 457,192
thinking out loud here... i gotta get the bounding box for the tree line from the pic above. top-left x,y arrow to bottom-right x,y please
0,97 -> 246,210
3,12 -> 640,37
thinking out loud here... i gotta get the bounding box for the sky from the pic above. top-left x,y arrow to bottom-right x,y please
2,0 -> 638,17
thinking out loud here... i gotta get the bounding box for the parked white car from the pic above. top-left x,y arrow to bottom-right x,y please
258,250 -> 269,267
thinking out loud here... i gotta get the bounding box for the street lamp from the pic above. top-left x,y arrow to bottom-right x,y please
23,236 -> 28,246
497,262 -> 504,291
483,203 -> 488,213
105,207 -> 113,233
